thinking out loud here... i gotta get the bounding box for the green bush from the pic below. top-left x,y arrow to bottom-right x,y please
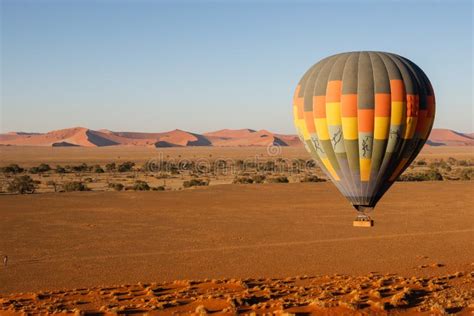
118,161 -> 135,172
94,165 -> 104,173
108,182 -> 124,191
233,176 -> 254,184
398,170 -> 443,182
415,160 -> 427,166
62,181 -> 89,192
105,162 -> 116,172
265,176 -> 289,183
55,165 -> 67,173
29,163 -> 52,174
71,163 -> 90,172
252,174 -> 266,184
133,180 -> 150,191
300,175 -> 326,183
1,164 -> 24,174
183,179 -> 209,188
458,168 -> 474,180
7,175 -> 37,194
456,160 -> 473,167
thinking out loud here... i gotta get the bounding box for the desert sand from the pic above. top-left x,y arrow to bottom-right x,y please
1,144 -> 473,168
0,181 -> 473,314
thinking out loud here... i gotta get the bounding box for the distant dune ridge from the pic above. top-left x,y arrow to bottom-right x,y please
0,127 -> 471,147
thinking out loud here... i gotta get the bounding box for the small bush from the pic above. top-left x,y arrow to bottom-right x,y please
1,164 -> 24,174
183,179 -> 209,188
29,163 -> 51,174
108,182 -> 124,191
152,186 -> 166,191
105,162 -> 116,172
71,163 -> 90,172
133,180 -> 150,191
118,161 -> 135,172
62,181 -> 89,192
458,168 -> 474,180
55,165 -> 67,173
456,159 -> 473,167
300,175 -> 326,183
233,176 -> 254,184
266,176 -> 289,183
398,170 -> 443,182
7,175 -> 37,194
252,174 -> 266,184
415,160 -> 427,166
94,165 -> 104,173
447,157 -> 457,165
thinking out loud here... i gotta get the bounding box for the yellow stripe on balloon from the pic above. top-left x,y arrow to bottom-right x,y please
341,117 -> 358,140
321,157 -> 340,181
326,102 -> 342,126
360,158 -> 371,181
391,101 -> 406,125
293,107 -> 310,140
374,117 -> 390,140
315,118 -> 330,140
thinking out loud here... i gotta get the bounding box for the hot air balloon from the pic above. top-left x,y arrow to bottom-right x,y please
293,51 -> 435,227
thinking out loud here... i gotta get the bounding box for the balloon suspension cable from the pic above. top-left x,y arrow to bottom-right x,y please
353,206 -> 374,227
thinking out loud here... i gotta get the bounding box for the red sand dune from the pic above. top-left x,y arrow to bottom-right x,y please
0,127 -> 471,147
427,129 -> 474,146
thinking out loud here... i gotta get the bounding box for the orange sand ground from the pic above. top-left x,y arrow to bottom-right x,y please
0,182 -> 473,314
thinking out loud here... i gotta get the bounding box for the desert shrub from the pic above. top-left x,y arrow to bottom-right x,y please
152,186 -> 166,191
415,160 -> 427,166
458,168 -> 474,180
94,165 -> 104,173
429,160 -> 449,170
108,182 -> 124,191
447,157 -> 457,165
118,161 -> 135,172
71,163 -> 90,172
105,162 -> 116,172
456,159 -> 473,167
84,177 -> 94,183
133,180 -> 150,191
300,175 -> 326,183
233,176 -> 254,184
38,163 -> 51,172
7,175 -> 37,194
252,174 -> 266,184
55,165 -> 67,173
1,164 -> 24,174
427,169 -> 444,181
29,167 -> 40,174
398,170 -> 443,182
62,181 -> 89,192
265,176 -> 289,183
183,178 -> 209,188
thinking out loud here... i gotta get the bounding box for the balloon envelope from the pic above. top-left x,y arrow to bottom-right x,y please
293,51 -> 435,209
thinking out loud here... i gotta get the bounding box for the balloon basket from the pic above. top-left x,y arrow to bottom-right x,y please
353,213 -> 374,227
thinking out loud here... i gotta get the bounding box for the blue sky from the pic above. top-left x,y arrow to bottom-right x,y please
1,0 -> 472,134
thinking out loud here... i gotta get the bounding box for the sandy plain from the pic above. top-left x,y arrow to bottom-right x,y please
0,182 -> 473,314
0,146 -> 473,314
